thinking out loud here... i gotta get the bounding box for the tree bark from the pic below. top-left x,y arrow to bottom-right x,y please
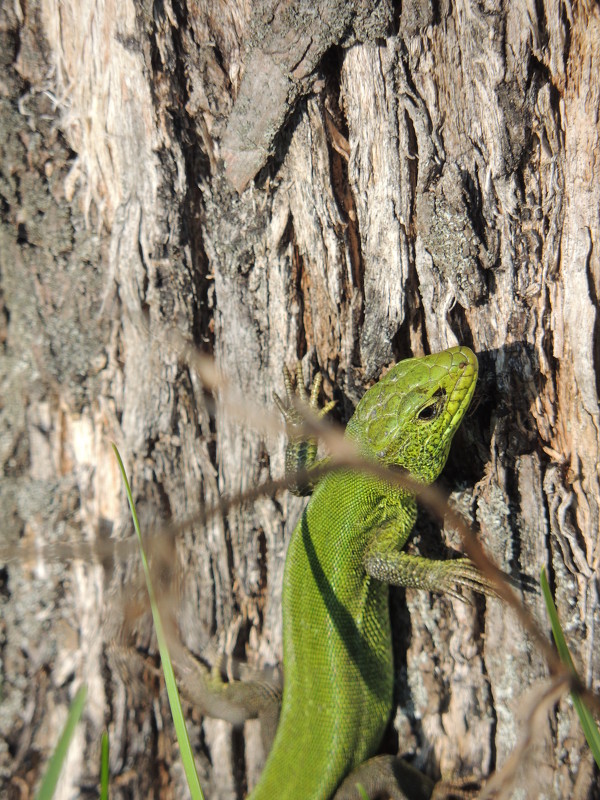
1,1 -> 599,798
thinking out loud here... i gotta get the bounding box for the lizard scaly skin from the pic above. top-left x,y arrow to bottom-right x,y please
250,345 -> 486,800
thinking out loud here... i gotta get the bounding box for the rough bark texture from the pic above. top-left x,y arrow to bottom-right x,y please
1,1 -> 599,798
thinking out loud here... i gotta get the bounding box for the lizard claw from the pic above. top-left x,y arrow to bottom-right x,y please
274,362 -> 335,428
274,361 -> 336,495
439,558 -> 499,602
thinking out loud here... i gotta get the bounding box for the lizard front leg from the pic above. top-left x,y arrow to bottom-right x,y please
363,519 -> 495,601
274,362 -> 335,495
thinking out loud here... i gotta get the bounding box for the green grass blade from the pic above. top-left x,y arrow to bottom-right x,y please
356,783 -> 369,800
540,567 -> 600,767
35,684 -> 87,800
112,444 -> 204,800
100,731 -> 109,800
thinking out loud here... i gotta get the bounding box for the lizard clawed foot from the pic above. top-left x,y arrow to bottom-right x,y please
436,557 -> 499,602
274,362 -> 336,429
274,362 -> 336,495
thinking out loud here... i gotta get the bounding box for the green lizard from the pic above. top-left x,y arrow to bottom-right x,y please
175,345 -> 492,799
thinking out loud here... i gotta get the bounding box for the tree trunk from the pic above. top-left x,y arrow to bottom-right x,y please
1,1 -> 599,798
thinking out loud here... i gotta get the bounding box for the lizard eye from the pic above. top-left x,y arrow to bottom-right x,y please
416,389 -> 446,422
417,403 -> 440,421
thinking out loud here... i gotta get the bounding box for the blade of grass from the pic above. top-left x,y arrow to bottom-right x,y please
100,731 -> 109,800
35,684 -> 87,800
540,567 -> 600,768
112,444 -> 204,800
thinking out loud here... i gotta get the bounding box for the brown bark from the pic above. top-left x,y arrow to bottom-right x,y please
1,1 -> 599,798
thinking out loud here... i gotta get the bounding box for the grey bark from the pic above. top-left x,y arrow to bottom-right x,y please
1,1 -> 599,799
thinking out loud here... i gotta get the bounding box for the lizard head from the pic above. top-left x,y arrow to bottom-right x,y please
347,346 -> 478,484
